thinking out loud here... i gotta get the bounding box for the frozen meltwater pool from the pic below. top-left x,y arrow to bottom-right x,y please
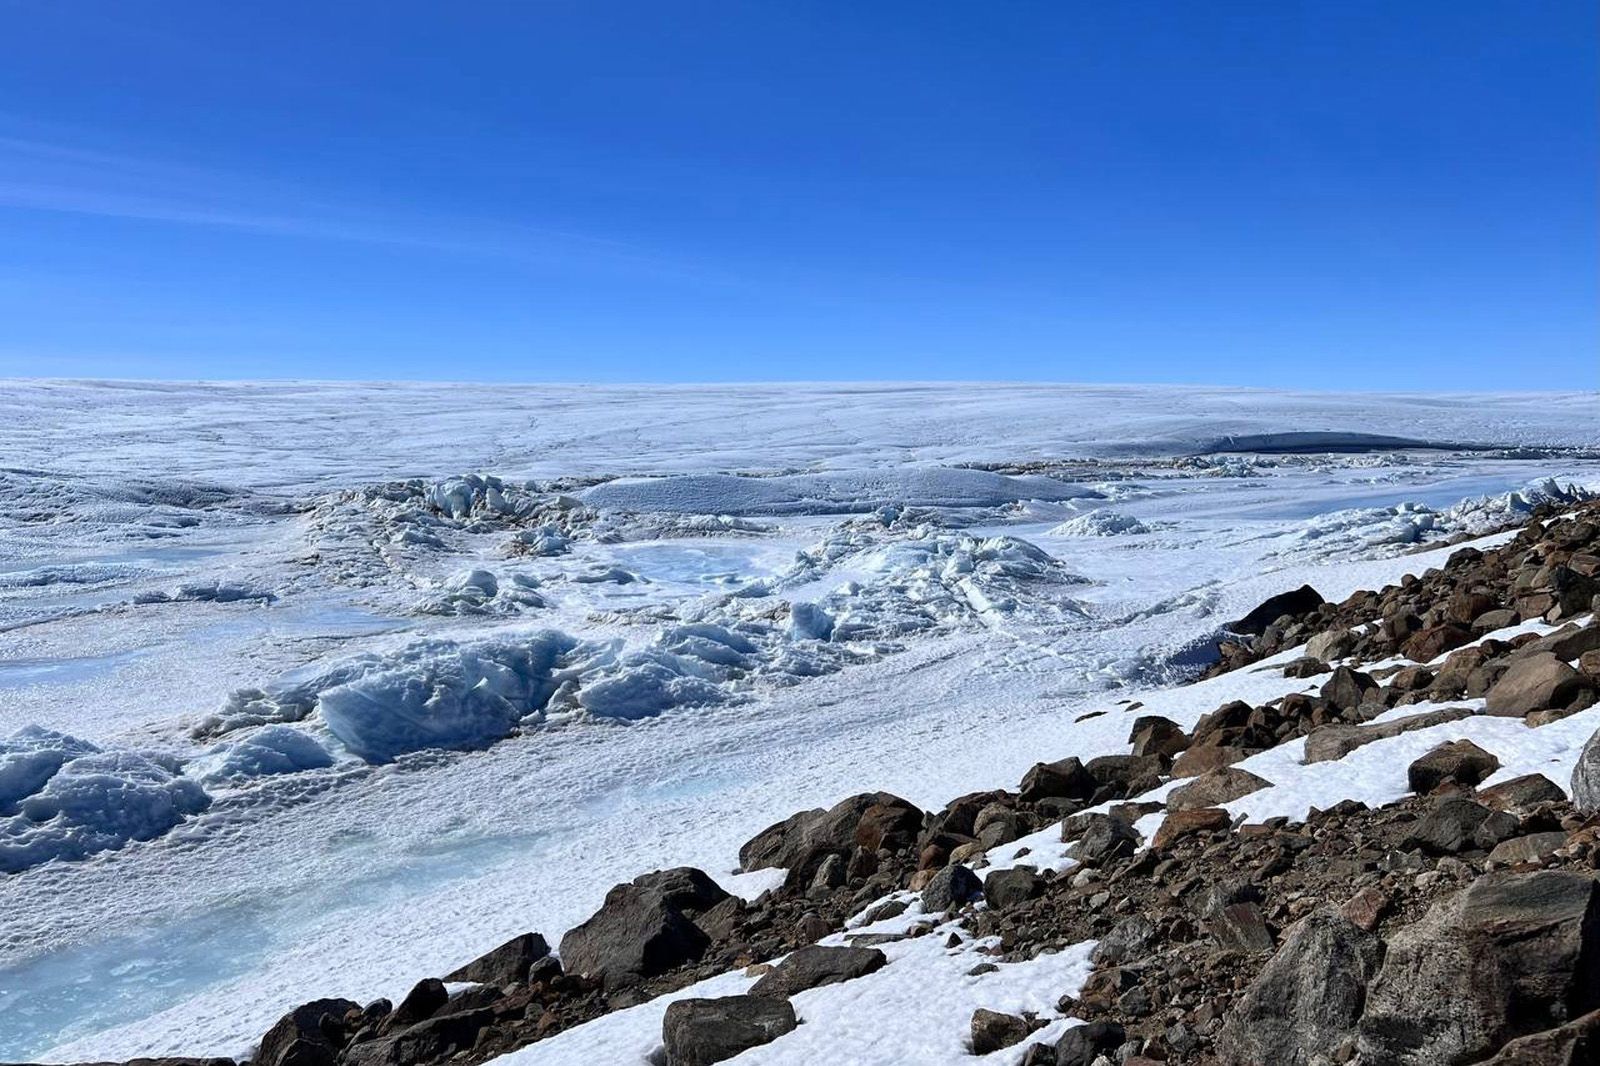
608,540 -> 793,589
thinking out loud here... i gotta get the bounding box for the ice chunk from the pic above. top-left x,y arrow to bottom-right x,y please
316,633 -> 582,762
0,751 -> 210,873
1048,509 -> 1151,537
198,726 -> 335,783
0,726 -> 101,814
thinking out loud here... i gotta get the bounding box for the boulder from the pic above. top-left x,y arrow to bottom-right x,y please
345,1008 -> 494,1066
1152,807 -> 1230,849
1091,915 -> 1156,966
1573,728 -> 1600,813
1053,1021 -> 1127,1066
1486,653 -> 1590,717
1402,623 -> 1473,663
662,996 -> 797,1066
386,978 -> 447,1030
558,881 -> 711,988
1407,738 -> 1501,793
739,792 -> 919,871
1488,831 -> 1571,867
1170,744 -> 1251,778
1067,814 -> 1139,866
1230,584 -> 1323,636
1303,707 -> 1477,764
1320,666 -> 1378,713
1167,767 -> 1269,811
1358,871 -> 1600,1065
255,998 -> 361,1066
921,863 -> 983,913
444,932 -> 550,987
983,867 -> 1043,911
1018,757 -> 1096,804
1128,716 -> 1188,759
632,867 -> 732,914
1402,796 -> 1517,855
749,944 -> 886,998
970,1008 -> 1031,1054
1306,628 -> 1355,662
1524,623 -> 1600,662
1474,1009 -> 1600,1065
1479,772 -> 1568,812
1215,907 -> 1381,1066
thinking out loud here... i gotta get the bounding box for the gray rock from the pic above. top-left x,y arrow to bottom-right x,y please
1320,666 -> 1377,712
748,944 -> 887,997
1573,727 -> 1600,813
1473,1008 -> 1600,1065
1215,906 -> 1381,1066
662,996 -> 797,1066
1486,653 -> 1590,716
558,882 -> 710,988
255,998 -> 360,1066
1091,916 -> 1157,966
443,931 -> 550,987
921,863 -> 983,913
1302,707 -> 1477,764
983,867 -> 1043,911
344,1008 -> 495,1066
1306,628 -> 1355,662
1488,831 -> 1570,867
1402,796 -> 1517,855
1358,870 -> 1600,1065
1067,814 -> 1139,866
1053,1020 -> 1126,1066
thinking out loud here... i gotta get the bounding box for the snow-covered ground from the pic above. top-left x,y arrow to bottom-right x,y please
0,380 -> 1595,1060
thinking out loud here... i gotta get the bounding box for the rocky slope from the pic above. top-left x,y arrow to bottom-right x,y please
49,500 -> 1600,1066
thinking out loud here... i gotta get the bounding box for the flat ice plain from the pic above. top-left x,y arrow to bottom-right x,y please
0,380 -> 1596,1059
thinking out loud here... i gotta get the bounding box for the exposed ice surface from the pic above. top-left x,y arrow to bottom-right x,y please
0,381 -> 1595,1059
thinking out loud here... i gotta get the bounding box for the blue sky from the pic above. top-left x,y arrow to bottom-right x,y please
0,1 -> 1593,387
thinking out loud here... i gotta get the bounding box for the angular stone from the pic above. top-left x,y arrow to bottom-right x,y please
444,932 -> 550,987
1216,907 -> 1381,1066
1053,1021 -> 1127,1066
1573,727 -> 1600,813
1358,871 -> 1600,1065
1152,807 -> 1230,849
1402,796 -> 1517,855
558,882 -> 710,988
1230,584 -> 1323,636
1407,738 -> 1501,793
1306,628 -> 1355,662
1488,831 -> 1571,867
662,995 -> 797,1066
1068,814 -> 1139,865
1171,744 -> 1251,778
1128,716 -> 1188,759
1487,653 -> 1590,716
749,944 -> 887,997
970,1008 -> 1030,1054
1303,707 -> 1477,764
1167,767 -> 1269,811
1402,623 -> 1473,663
1320,666 -> 1378,712
1474,1008 -> 1600,1065
983,867 -> 1043,911
1018,757 -> 1096,804
255,998 -> 361,1066
921,863 -> 982,913
1479,772 -> 1568,812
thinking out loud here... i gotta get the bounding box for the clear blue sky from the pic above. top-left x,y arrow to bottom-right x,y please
0,1 -> 1593,387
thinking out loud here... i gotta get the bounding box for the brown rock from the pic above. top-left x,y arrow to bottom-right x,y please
1486,653 -> 1590,716
1153,807 -> 1231,849
1168,767 -> 1270,810
1407,739 -> 1501,794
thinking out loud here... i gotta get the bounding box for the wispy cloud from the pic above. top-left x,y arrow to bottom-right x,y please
0,125 -> 695,278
